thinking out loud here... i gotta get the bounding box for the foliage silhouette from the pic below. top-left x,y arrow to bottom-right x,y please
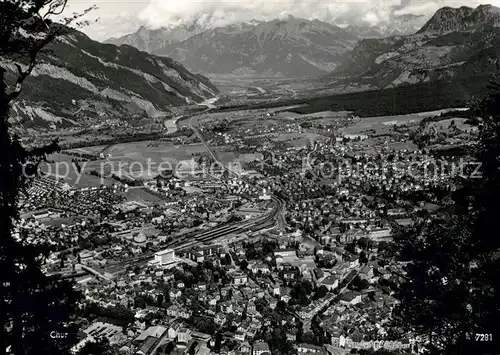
0,1 -> 94,354
392,81 -> 500,354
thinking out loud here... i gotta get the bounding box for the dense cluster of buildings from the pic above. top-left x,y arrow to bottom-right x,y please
18,109 -> 471,355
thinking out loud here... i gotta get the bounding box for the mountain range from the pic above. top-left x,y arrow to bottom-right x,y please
4,4 -> 500,129
330,4 -> 500,90
105,4 -> 500,89
106,15 -> 427,77
2,29 -> 218,129
106,24 -> 206,55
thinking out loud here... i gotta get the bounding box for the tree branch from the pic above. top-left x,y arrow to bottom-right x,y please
7,41 -> 46,104
6,5 -> 96,104
42,0 -> 68,20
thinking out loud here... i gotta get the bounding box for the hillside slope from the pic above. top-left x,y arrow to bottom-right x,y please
103,14 -> 428,78
331,4 -> 500,89
105,24 -> 205,53
159,17 -> 370,77
2,29 -> 219,129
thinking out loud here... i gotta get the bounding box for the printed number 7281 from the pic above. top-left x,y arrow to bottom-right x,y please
475,334 -> 493,342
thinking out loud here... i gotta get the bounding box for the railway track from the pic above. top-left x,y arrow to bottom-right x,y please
117,108 -> 284,264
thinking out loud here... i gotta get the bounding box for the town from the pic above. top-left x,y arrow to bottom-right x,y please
17,103 -> 477,355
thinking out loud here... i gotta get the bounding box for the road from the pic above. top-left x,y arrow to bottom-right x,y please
84,101 -> 285,275
75,264 -> 116,285
302,267 -> 361,332
187,109 -> 290,235
96,208 -> 279,275
188,104 -> 290,234
272,195 -> 287,233
188,115 -> 241,178
165,196 -> 281,250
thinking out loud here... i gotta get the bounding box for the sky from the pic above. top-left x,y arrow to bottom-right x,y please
61,0 -> 498,41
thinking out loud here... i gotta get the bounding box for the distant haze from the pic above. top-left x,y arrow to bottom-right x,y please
64,0 -> 500,40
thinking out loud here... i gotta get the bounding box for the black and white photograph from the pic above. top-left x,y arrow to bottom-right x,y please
0,0 -> 499,354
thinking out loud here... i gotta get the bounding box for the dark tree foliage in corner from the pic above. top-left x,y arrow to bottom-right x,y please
391,81 -> 500,355
0,1 -> 94,354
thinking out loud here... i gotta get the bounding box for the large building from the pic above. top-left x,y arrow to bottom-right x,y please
149,248 -> 177,268
368,227 -> 392,241
71,320 -> 127,353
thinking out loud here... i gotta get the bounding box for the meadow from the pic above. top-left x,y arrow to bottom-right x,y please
46,141 -> 208,186
122,187 -> 164,204
340,108 -> 467,135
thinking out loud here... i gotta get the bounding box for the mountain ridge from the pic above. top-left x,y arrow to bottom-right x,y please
158,17 -> 362,77
105,23 -> 206,53
417,4 -> 500,34
328,4 -> 500,91
103,15 -> 427,77
2,29 -> 219,129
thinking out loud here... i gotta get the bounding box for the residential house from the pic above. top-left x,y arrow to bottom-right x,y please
339,292 -> 362,305
252,341 -> 270,355
178,308 -> 192,319
190,250 -> 204,263
232,272 -> 248,285
345,255 -> 359,268
267,283 -> 280,296
283,269 -> 296,279
221,286 -> 232,297
177,328 -> 191,344
235,330 -> 246,341
169,289 -> 181,299
239,342 -> 252,354
368,227 -> 392,241
359,265 -> 374,281
195,283 -> 207,291
220,302 -> 234,314
215,313 -> 227,326
249,262 -> 270,274
167,304 -> 179,318
321,275 -> 339,291
167,323 -> 181,339
286,328 -> 298,342
298,343 -> 325,354
280,287 -> 292,303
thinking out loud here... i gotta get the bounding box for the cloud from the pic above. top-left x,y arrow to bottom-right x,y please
62,0 -> 146,40
70,0 -> 499,40
136,0 -> 400,29
394,0 -> 500,16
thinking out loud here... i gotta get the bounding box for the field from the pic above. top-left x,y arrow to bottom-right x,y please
424,117 -> 476,133
271,132 -> 329,147
357,140 -> 419,152
122,187 -> 164,204
339,108 -> 466,135
207,74 -> 296,96
293,111 -> 352,121
46,141 -> 208,186
214,151 -> 264,165
219,75 -> 491,118
42,154 -> 116,187
108,141 -> 204,179
65,146 -> 108,155
41,101 -> 473,189
102,141 -> 205,165
341,114 -> 424,135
